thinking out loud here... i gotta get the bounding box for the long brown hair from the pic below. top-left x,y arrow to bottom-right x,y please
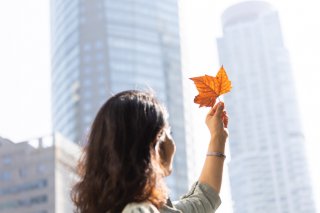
72,90 -> 168,213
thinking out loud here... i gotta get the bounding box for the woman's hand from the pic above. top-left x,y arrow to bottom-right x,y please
206,102 -> 229,145
157,129 -> 176,176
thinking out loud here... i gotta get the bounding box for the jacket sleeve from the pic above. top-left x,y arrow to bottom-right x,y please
172,181 -> 221,213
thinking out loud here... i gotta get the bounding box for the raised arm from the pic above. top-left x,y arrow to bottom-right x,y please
199,102 -> 228,193
172,102 -> 228,213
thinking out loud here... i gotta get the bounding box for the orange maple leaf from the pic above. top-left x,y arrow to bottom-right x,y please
190,66 -> 232,107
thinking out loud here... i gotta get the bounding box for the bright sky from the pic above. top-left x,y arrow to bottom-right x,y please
0,0 -> 319,212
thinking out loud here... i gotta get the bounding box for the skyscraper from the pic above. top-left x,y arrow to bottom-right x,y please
217,1 -> 315,212
50,0 -> 189,197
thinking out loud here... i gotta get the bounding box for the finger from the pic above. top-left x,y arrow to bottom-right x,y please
207,102 -> 219,116
214,102 -> 224,118
222,113 -> 229,128
222,111 -> 227,127
222,110 -> 228,117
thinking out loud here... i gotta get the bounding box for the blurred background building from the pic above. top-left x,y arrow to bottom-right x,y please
217,1 -> 315,212
50,0 -> 192,198
0,134 -> 80,213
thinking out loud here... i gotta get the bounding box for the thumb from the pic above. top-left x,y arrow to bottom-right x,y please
214,102 -> 224,118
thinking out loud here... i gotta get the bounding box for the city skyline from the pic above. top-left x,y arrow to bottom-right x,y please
217,1 -> 315,212
0,0 -> 319,212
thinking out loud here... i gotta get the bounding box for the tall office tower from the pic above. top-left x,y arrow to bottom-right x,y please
0,134 -> 80,213
51,0 -> 189,197
217,1 -> 315,213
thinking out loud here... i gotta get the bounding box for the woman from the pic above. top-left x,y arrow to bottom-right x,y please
72,90 -> 228,213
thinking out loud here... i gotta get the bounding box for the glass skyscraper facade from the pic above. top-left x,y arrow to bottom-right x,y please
51,0 -> 189,198
217,2 -> 315,213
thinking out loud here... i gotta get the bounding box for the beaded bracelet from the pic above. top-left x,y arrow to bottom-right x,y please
206,151 -> 226,159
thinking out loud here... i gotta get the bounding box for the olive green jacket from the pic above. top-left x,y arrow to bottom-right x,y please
122,182 -> 221,213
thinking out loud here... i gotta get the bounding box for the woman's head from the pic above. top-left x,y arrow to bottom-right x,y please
72,90 -> 171,213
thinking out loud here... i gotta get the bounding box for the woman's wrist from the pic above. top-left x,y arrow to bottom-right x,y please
208,136 -> 226,153
207,151 -> 226,159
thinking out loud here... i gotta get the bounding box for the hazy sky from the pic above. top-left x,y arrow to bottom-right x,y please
0,0 -> 319,212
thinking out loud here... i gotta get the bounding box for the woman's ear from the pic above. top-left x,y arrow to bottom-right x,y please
157,130 -> 176,176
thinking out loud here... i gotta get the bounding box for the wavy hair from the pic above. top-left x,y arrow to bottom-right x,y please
72,90 -> 168,213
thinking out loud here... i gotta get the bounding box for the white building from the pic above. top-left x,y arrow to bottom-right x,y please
0,133 -> 80,213
217,1 -> 315,213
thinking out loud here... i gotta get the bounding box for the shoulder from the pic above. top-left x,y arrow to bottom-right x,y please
173,181 -> 221,212
122,202 -> 160,213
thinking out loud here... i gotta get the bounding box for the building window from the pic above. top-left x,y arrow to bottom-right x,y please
83,43 -> 92,51
0,171 -> 12,181
96,52 -> 105,61
83,102 -> 91,111
37,164 -> 47,174
2,155 -> 12,165
98,76 -> 105,84
83,66 -> 91,73
0,194 -> 47,210
83,79 -> 92,87
95,40 -> 104,49
19,168 -> 28,178
83,54 -> 92,63
97,64 -> 105,71
83,90 -> 91,98
83,115 -> 92,124
0,179 -> 48,196
99,89 -> 106,97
